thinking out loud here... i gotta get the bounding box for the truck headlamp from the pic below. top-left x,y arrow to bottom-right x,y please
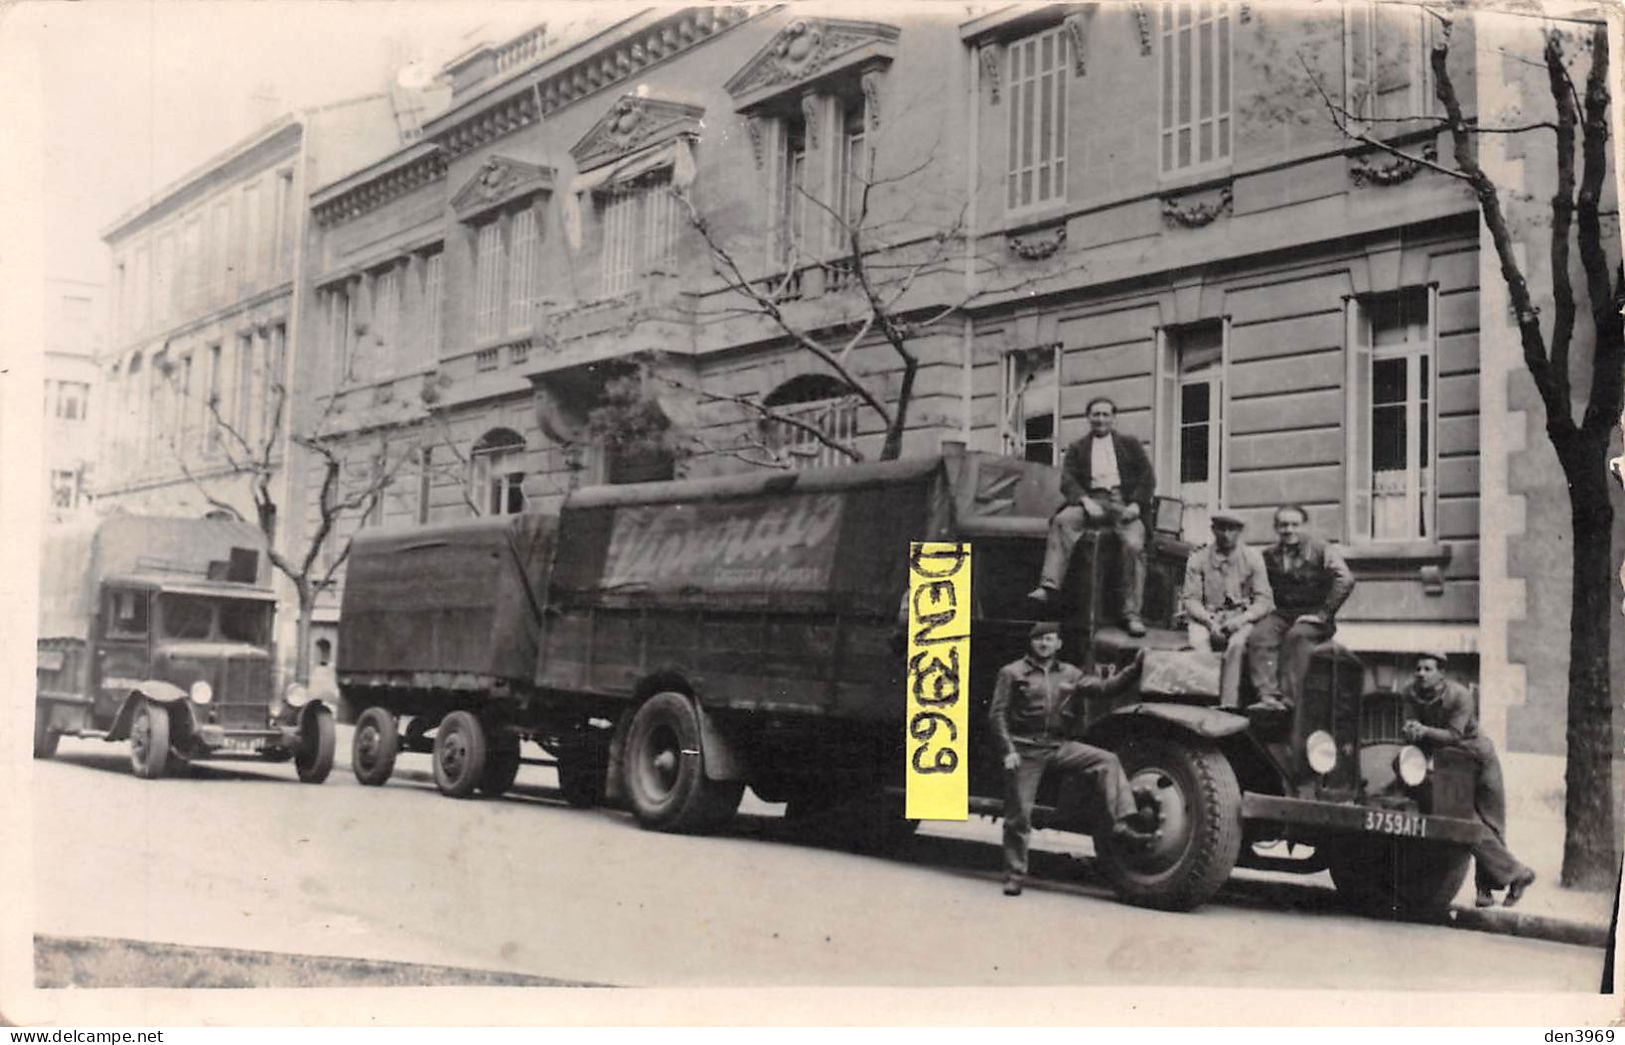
1305,730 -> 1337,775
190,680 -> 214,705
284,682 -> 310,709
1396,745 -> 1429,787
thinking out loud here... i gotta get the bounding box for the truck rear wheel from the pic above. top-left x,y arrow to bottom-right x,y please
478,731 -> 522,797
129,700 -> 171,779
295,705 -> 336,784
351,707 -> 398,786
433,710 -> 488,798
1324,837 -> 1472,917
624,691 -> 743,833
1096,734 -> 1243,911
34,702 -> 59,760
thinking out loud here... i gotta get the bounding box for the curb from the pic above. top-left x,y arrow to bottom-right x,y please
1442,904 -> 1611,949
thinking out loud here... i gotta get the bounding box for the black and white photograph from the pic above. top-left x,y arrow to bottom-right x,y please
2,0 -> 1622,1026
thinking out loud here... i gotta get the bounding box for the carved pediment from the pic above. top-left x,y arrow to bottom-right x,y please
450,155 -> 555,220
724,17 -> 899,109
570,95 -> 706,172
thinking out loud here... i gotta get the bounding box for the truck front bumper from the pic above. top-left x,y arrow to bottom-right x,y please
192,724 -> 303,754
1242,793 -> 1484,846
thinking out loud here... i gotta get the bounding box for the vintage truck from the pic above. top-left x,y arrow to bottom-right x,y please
337,448 -> 1483,914
35,515 -> 337,782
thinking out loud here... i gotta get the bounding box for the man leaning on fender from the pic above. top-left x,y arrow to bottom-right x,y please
989,621 -> 1153,896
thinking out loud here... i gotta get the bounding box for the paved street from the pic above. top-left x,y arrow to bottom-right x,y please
31,733 -> 1608,991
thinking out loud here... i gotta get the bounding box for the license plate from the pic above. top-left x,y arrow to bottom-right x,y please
1363,809 -> 1427,838
220,736 -> 265,753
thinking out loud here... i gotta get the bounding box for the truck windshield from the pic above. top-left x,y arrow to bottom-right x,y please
159,594 -> 215,640
218,600 -> 271,644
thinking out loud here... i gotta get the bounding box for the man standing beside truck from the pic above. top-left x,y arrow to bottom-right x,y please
990,622 -> 1152,896
1028,398 -> 1156,637
1180,511 -> 1273,707
1402,652 -> 1537,908
1245,505 -> 1355,712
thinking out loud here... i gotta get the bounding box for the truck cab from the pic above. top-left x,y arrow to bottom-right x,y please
35,516 -> 335,782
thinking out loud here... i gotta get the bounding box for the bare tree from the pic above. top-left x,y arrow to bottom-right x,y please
160,357 -> 423,686
1301,12 -> 1622,888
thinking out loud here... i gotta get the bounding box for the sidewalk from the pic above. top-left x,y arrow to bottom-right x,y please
1444,809 -> 1617,941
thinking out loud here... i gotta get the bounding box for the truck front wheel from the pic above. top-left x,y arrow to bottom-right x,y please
295,705 -> 336,784
624,692 -> 743,833
34,702 -> 60,760
1095,734 -> 1243,911
1324,838 -> 1472,917
433,710 -> 488,798
129,700 -> 171,779
351,707 -> 398,786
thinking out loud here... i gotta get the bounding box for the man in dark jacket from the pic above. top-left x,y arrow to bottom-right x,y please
1245,504 -> 1355,711
1028,397 -> 1156,637
989,621 -> 1151,895
1402,652 -> 1536,908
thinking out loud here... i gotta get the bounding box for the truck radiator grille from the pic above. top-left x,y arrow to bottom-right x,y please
217,657 -> 272,729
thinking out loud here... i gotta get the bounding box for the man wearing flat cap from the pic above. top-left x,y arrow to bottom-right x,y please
988,622 -> 1151,896
1180,511 -> 1274,707
1402,652 -> 1536,908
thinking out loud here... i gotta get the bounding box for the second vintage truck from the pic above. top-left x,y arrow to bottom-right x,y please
337,448 -> 1483,913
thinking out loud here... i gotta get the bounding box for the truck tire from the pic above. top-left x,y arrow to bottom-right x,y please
33,703 -> 60,760
295,705 -> 337,784
478,731 -> 522,797
351,707 -> 398,787
1096,734 -> 1243,911
624,691 -> 743,833
129,700 -> 171,779
1324,837 -> 1472,917
556,746 -> 606,808
433,710 -> 488,799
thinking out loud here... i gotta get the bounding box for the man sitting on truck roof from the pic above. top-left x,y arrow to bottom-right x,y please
1180,511 -> 1274,707
1402,652 -> 1537,908
1245,504 -> 1355,713
990,622 -> 1154,896
1027,397 -> 1155,638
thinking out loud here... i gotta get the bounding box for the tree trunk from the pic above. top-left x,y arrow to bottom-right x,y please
293,583 -> 315,687
1556,429 -> 1619,888
880,356 -> 919,461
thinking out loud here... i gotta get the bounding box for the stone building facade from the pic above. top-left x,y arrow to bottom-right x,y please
297,4 -> 1620,784
43,277 -> 103,523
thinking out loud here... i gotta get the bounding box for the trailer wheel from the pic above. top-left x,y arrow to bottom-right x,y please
478,731 -> 522,797
33,702 -> 59,760
624,691 -> 743,833
129,700 -> 171,779
433,710 -> 488,798
556,746 -> 606,808
295,705 -> 336,784
1324,837 -> 1472,917
1095,733 -> 1243,911
351,707 -> 398,786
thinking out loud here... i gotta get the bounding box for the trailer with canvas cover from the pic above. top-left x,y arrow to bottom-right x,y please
34,514 -> 336,782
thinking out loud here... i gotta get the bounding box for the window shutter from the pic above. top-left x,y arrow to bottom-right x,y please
1154,327 -> 1178,492
1344,0 -> 1373,121
1345,297 -> 1373,541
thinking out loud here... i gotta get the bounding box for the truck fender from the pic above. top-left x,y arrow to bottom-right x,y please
696,702 -> 745,783
1083,701 -> 1251,748
108,681 -> 191,742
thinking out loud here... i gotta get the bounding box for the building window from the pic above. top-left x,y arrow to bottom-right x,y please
1347,286 -> 1436,541
778,114 -> 809,265
1003,345 -> 1061,466
1159,1 -> 1232,176
1156,321 -> 1227,541
54,381 -> 89,422
762,374 -> 860,470
211,199 -> 233,304
372,263 -> 402,372
50,469 -> 78,511
235,333 -> 256,445
155,233 -> 175,323
1006,25 -> 1069,212
1344,0 -> 1431,127
421,249 -> 443,368
181,217 -> 204,313
416,445 -> 433,524
132,245 -> 150,332
474,219 -> 505,342
836,99 -> 868,233
326,283 -> 355,386
273,169 -> 294,273
265,323 -> 286,440
241,183 -> 261,285
599,171 -> 678,298
507,209 -> 539,332
205,343 -> 223,453
470,428 -> 526,516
